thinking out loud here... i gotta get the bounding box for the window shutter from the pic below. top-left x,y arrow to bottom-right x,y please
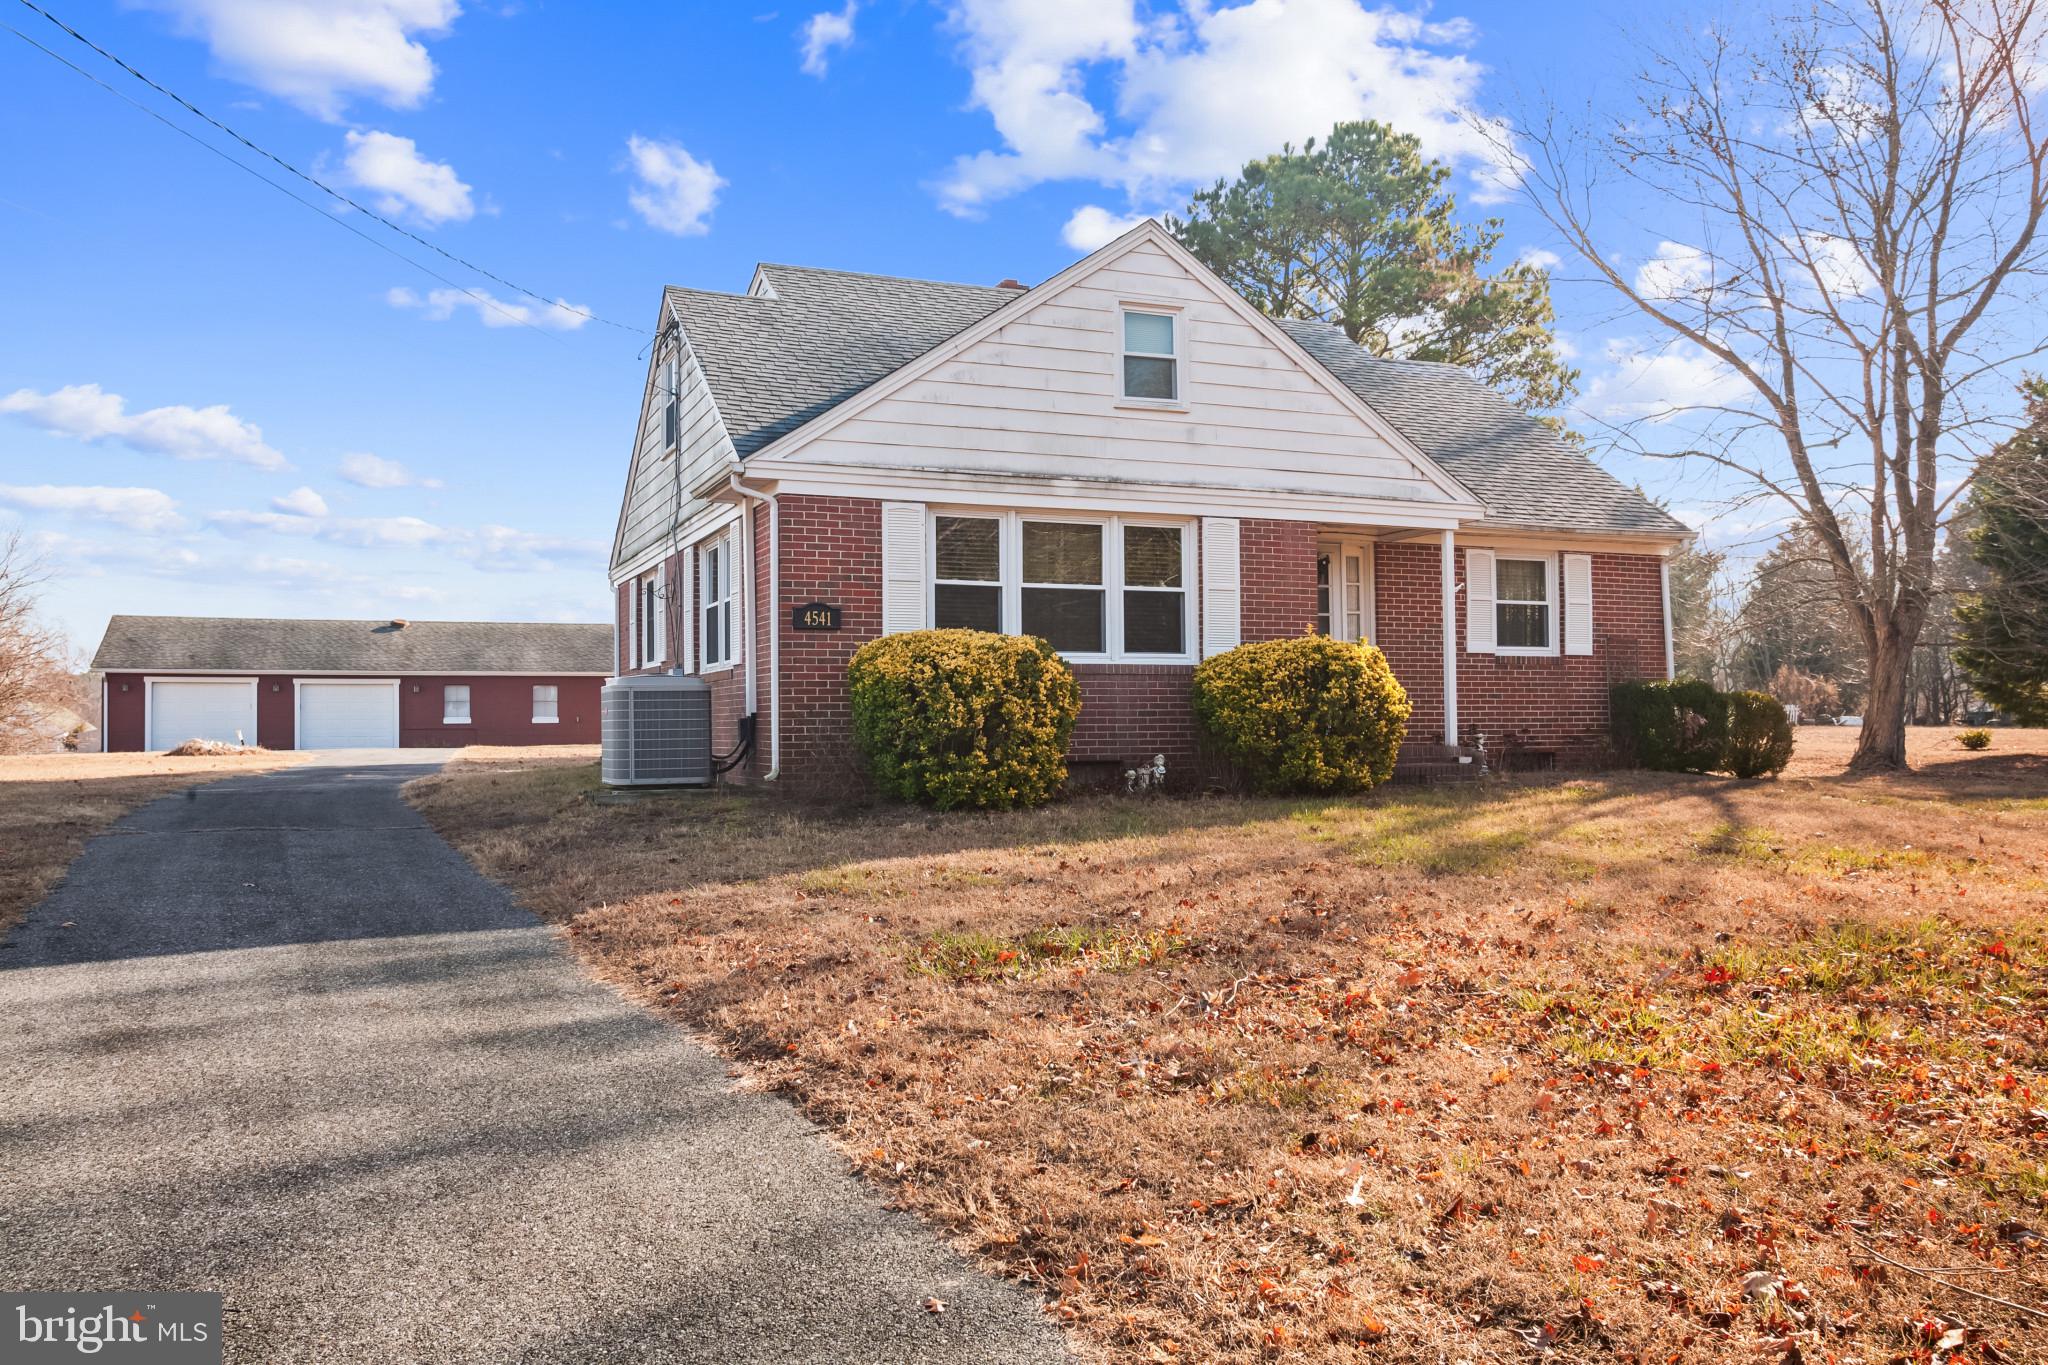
1465,548 -> 1496,654
881,502 -> 926,634
1563,553 -> 1594,656
1200,517 -> 1241,657
653,562 -> 667,666
679,549 -> 694,672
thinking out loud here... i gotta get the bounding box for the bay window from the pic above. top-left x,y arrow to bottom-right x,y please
924,510 -> 1191,660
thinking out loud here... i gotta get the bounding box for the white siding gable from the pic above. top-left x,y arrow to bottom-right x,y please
611,328 -> 737,578
761,235 -> 1464,506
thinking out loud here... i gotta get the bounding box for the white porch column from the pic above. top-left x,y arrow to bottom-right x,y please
1440,529 -> 1459,745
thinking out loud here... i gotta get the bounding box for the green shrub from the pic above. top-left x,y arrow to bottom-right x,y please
1958,728 -> 1993,751
1611,679 -> 1727,773
1191,635 -> 1411,794
1721,690 -> 1795,778
847,629 -> 1080,810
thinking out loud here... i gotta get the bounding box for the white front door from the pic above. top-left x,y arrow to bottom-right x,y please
1315,540 -> 1375,644
147,679 -> 257,750
296,680 -> 400,749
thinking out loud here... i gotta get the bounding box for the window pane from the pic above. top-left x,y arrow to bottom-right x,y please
934,583 -> 1002,631
1496,558 -> 1547,603
1123,355 -> 1176,400
1124,591 -> 1184,654
1123,525 -> 1183,587
533,685 -> 558,720
445,685 -> 470,720
1022,522 -> 1102,584
936,515 -> 1000,582
1124,311 -> 1174,355
1498,603 -> 1549,649
1022,587 -> 1104,653
1315,553 -> 1331,634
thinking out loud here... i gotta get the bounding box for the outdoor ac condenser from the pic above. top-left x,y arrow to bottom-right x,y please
601,671 -> 713,787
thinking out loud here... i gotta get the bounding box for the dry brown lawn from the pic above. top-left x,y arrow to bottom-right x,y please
0,749 -> 299,937
410,728 -> 2048,1364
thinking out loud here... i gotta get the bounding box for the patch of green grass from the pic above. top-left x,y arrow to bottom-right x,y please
800,865 -> 895,897
911,923 -> 1191,981
1292,784 -> 1613,876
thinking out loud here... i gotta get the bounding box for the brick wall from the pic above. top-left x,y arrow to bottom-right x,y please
1241,518 -> 1319,641
1373,541 -> 1668,764
776,494 -> 885,798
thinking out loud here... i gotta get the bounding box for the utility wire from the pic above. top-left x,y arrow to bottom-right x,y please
12,0 -> 644,337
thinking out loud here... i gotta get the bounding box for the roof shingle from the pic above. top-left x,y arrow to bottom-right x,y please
92,616 -> 613,675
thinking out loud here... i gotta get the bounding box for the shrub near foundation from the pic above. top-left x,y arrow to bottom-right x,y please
847,629 -> 1080,810
1192,635 -> 1411,794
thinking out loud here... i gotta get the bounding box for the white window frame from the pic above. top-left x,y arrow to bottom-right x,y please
1494,553 -> 1559,657
700,535 -> 735,672
532,684 -> 559,724
1315,538 -> 1376,646
443,684 -> 472,726
1118,304 -> 1183,407
923,508 -> 1196,664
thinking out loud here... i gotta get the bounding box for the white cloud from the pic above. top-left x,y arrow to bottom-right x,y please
464,524 -> 606,573
623,136 -> 726,236
272,486 -> 329,517
1633,241 -> 1715,303
0,383 -> 286,469
800,1 -> 858,76
342,130 -> 474,224
0,483 -> 185,533
207,504 -> 593,569
1516,246 -> 1562,271
1061,204 -> 1155,250
1790,231 -> 1877,298
385,285 -> 591,330
133,0 -> 460,121
338,451 -> 441,488
210,508 -> 449,547
1583,338 -> 1753,423
936,0 -> 1517,220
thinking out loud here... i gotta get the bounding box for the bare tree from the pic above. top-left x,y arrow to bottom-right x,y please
0,533 -> 71,755
1510,0 -> 2048,770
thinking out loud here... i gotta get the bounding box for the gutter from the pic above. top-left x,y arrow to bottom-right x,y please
726,472 -> 779,781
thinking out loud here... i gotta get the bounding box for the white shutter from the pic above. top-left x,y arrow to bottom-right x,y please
1465,548 -> 1496,654
1200,517 -> 1241,657
1563,552 -> 1594,656
679,549 -> 695,672
881,502 -> 926,634
653,562 -> 667,666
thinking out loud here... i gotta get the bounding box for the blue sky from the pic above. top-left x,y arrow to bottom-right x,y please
2,0 -> 1718,657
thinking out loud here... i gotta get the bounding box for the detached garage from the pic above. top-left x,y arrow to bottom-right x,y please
94,616 -> 612,752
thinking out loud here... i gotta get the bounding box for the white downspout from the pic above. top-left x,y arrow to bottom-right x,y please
1660,557 -> 1676,681
728,472 -> 780,780
1440,529 -> 1459,746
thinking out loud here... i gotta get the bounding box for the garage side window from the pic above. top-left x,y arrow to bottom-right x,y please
444,685 -> 471,724
532,685 -> 558,723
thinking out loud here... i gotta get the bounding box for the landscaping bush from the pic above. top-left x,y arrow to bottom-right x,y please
1610,679 -> 1727,773
1720,690 -> 1795,778
847,629 -> 1080,810
1958,728 -> 1993,751
1191,635 -> 1410,794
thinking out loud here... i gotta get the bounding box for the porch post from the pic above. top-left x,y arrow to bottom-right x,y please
1440,530 -> 1459,746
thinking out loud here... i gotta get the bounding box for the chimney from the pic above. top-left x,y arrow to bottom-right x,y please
996,278 -> 1026,290
389,619 -> 409,630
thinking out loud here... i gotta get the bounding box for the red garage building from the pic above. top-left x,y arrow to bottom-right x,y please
93,616 -> 611,752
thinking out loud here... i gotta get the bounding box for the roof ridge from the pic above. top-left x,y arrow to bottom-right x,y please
104,614 -> 607,628
755,261 -> 1020,293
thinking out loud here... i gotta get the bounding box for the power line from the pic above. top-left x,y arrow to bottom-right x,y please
11,0 -> 644,337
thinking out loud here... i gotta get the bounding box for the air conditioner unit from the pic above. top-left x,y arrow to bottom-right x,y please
601,672 -> 712,787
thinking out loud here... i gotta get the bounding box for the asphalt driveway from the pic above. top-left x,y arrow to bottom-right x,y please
0,754 -> 1067,1364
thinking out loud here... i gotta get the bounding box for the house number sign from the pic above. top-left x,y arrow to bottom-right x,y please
792,602 -> 842,631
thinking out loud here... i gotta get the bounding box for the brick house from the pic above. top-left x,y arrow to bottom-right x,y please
94,616 -> 609,751
608,222 -> 1689,795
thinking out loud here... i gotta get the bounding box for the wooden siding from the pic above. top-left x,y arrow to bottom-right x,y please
612,337 -> 735,576
762,239 -> 1461,504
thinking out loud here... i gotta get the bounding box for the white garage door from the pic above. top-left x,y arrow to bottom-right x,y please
297,681 -> 399,749
149,680 -> 256,750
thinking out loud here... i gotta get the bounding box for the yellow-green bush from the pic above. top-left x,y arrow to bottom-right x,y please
1191,635 -> 1411,794
847,629 -> 1080,810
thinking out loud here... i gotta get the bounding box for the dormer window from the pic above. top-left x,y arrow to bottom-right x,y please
1121,309 -> 1177,401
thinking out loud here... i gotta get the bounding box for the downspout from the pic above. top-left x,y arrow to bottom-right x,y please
727,471 -> 780,780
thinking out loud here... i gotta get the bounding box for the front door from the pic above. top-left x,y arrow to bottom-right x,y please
1315,540 -> 1374,644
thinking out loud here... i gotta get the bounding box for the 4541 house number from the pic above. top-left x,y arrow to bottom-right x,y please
791,602 -> 842,631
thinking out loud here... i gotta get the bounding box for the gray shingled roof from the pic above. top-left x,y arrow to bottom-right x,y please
667,264 -> 1018,456
92,616 -> 613,674
1277,319 -> 1688,537
667,261 -> 1686,539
